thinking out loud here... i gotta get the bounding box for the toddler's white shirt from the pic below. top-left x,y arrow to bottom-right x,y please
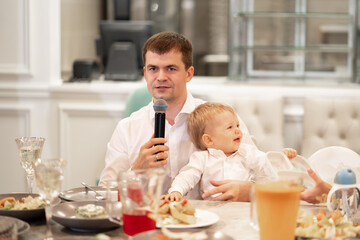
168,143 -> 274,197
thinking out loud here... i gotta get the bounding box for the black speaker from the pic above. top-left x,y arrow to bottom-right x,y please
69,60 -> 100,82
105,42 -> 140,81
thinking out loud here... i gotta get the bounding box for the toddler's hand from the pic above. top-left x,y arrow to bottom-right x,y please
282,148 -> 297,159
162,191 -> 182,202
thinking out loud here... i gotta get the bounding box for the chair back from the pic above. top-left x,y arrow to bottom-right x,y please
123,87 -> 152,118
208,96 -> 284,152
301,97 -> 360,157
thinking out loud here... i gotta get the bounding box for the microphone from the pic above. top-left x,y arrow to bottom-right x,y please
153,99 -> 167,161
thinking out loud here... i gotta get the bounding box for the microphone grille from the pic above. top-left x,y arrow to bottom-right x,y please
153,99 -> 168,113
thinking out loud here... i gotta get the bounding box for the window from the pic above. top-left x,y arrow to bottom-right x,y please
228,0 -> 359,83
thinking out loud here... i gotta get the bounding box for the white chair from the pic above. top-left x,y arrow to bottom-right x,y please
207,96 -> 284,152
301,97 -> 360,158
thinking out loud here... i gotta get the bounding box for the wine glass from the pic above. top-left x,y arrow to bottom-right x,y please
35,158 -> 66,240
15,137 -> 45,193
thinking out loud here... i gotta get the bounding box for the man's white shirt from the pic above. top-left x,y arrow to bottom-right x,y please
99,92 -> 256,198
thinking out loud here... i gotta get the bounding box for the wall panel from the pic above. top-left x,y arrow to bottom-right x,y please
58,103 -> 124,189
0,106 -> 32,192
0,0 -> 30,76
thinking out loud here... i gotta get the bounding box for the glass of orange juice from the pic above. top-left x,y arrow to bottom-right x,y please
250,179 -> 303,240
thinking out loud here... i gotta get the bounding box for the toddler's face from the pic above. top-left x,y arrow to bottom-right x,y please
205,111 -> 242,156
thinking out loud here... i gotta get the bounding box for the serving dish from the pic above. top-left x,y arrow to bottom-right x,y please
52,201 -> 119,232
0,215 -> 30,235
0,193 -> 59,221
59,187 -> 109,202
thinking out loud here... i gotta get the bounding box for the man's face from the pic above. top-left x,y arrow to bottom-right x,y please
143,50 -> 194,104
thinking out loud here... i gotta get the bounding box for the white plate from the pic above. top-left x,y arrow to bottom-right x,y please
308,146 -> 360,185
157,209 -> 219,229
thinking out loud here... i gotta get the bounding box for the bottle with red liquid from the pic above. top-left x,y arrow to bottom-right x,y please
106,168 -> 168,236
123,209 -> 156,236
127,182 -> 143,205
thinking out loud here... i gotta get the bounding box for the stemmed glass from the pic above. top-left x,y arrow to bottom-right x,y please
15,137 -> 45,193
35,158 -> 66,240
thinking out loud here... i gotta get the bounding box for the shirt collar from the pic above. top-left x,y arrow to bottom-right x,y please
149,91 -> 196,121
179,91 -> 197,115
207,146 -> 247,158
208,148 -> 228,158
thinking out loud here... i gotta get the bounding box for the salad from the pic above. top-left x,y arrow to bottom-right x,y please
296,209 -> 360,238
0,196 -> 46,210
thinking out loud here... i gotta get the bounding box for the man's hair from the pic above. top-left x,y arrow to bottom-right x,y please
142,31 -> 193,70
187,102 -> 236,150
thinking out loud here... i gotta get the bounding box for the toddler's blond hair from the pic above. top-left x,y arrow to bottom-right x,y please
187,102 -> 236,150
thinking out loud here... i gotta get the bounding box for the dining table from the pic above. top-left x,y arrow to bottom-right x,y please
19,199 -> 260,240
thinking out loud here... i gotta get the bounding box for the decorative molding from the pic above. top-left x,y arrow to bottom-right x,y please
0,0 -> 31,76
0,104 -> 33,136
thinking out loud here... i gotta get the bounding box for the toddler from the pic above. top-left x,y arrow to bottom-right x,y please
164,102 -> 297,201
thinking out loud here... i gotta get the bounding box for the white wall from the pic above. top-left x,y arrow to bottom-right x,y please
0,0 -> 360,194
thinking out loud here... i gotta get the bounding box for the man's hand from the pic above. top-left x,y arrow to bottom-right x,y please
132,135 -> 169,170
202,179 -> 253,202
301,168 -> 331,204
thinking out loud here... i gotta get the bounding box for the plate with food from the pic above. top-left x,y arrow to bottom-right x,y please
0,193 -> 59,221
0,215 -> 30,235
59,186 -> 109,202
295,207 -> 360,239
132,228 -> 233,240
52,201 -> 119,232
153,199 -> 219,229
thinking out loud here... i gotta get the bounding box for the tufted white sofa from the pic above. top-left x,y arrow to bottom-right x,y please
207,96 -> 285,152
301,97 -> 360,158
207,95 -> 360,158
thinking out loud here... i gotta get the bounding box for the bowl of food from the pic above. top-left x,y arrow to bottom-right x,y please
0,193 -> 54,221
52,201 -> 119,232
296,207 -> 360,239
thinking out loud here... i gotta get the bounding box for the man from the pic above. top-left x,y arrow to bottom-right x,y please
99,32 -> 255,200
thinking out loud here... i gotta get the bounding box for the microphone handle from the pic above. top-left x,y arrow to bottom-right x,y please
154,112 -> 165,161
154,112 -> 165,144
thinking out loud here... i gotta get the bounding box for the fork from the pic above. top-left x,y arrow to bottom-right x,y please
81,182 -> 106,200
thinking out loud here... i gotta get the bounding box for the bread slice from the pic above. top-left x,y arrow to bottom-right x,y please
169,205 -> 196,225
